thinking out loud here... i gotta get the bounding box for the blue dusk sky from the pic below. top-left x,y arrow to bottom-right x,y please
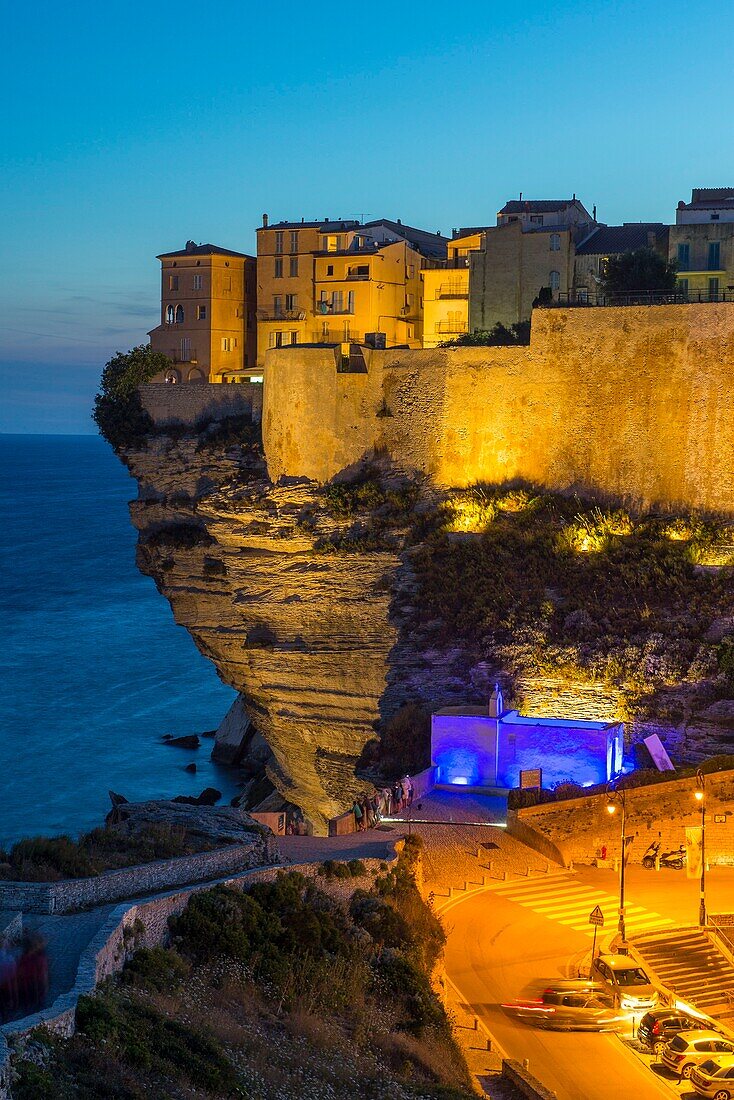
2,0 -> 733,434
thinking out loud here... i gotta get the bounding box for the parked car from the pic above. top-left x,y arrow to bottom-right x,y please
638,1008 -> 717,1055
690,1055 -> 734,1098
503,984 -> 622,1031
662,1032 -> 734,1080
591,953 -> 658,1012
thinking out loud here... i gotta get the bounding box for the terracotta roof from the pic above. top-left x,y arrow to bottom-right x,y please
499,199 -> 578,215
363,219 -> 448,259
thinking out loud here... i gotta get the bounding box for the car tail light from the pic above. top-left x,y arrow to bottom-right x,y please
652,1023 -> 661,1035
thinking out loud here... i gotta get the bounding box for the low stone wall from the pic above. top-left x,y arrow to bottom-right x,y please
506,810 -> 567,868
515,770 -> 734,867
0,833 -> 278,914
502,1059 -> 558,1099
139,382 -> 262,427
0,854 -> 393,1098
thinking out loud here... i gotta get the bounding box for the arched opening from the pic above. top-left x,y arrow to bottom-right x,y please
187,367 -> 206,383
164,368 -> 181,384
165,305 -> 175,324
175,305 -> 184,323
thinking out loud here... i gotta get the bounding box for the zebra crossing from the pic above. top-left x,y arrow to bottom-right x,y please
488,873 -> 676,937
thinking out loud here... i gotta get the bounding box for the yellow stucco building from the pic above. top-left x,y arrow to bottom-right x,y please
421,229 -> 484,347
149,241 -> 257,382
255,216 -> 447,365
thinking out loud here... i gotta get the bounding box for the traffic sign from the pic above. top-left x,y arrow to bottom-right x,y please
589,905 -> 605,927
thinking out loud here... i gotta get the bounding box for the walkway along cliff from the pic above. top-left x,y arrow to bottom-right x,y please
118,304 -> 734,833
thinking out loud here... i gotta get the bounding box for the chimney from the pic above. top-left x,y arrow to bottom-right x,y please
519,192 -> 523,200
185,240 -> 196,253
262,213 -> 269,228
593,205 -> 597,221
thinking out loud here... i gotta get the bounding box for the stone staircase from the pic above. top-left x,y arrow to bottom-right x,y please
634,927 -> 734,1015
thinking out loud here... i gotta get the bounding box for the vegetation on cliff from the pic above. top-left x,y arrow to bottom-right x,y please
93,345 -> 170,450
600,247 -> 678,297
411,486 -> 734,731
12,839 -> 473,1099
439,320 -> 531,347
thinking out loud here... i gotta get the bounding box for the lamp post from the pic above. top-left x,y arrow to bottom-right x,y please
606,786 -> 627,943
694,770 -> 706,927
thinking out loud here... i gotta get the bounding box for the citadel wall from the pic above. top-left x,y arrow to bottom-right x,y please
263,304 -> 734,514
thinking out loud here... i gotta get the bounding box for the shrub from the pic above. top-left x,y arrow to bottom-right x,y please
122,947 -> 190,993
93,345 -> 169,450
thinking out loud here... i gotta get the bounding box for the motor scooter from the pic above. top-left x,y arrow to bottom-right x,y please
642,841 -> 686,870
641,841 -> 660,869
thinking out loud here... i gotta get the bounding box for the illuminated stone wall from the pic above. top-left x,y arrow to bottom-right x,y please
263,304 -> 734,515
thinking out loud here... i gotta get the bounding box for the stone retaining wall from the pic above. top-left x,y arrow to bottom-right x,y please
0,833 -> 278,914
502,1058 -> 558,1099
139,382 -> 262,427
515,770 -> 734,867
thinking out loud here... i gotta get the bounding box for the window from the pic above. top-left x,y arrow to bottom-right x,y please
550,233 -> 560,252
165,305 -> 175,324
289,256 -> 298,277
290,331 -> 298,346
331,290 -> 344,312
197,305 -> 207,320
285,293 -> 296,311
221,337 -> 236,352
709,276 -> 720,300
678,277 -> 689,296
708,241 -> 721,269
549,270 -> 560,292
407,264 -> 415,278
530,215 -> 543,224
349,264 -> 369,278
169,275 -> 179,290
327,264 -> 334,276
180,337 -> 191,361
273,294 -> 283,316
677,243 -> 690,270
274,258 -> 283,278
326,235 -> 341,252
193,274 -> 203,290
275,231 -> 284,254
290,230 -> 298,253
347,290 -> 354,313
175,305 -> 184,323
711,213 -> 720,221
222,274 -> 232,291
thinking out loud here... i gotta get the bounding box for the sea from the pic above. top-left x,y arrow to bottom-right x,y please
0,434 -> 239,848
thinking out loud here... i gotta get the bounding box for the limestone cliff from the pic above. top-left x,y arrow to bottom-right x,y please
123,433 -> 403,832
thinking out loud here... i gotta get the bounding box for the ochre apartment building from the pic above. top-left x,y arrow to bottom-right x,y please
149,241 -> 257,382
255,216 -> 447,365
421,229 -> 485,348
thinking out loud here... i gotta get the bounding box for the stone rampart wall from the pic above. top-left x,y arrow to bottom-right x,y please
263,305 -> 734,515
140,381 -> 263,426
516,769 -> 734,867
0,834 -> 278,914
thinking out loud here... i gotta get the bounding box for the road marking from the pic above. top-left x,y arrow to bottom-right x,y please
483,874 -> 675,937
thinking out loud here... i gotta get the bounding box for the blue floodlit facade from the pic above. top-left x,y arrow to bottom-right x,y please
431,688 -> 624,790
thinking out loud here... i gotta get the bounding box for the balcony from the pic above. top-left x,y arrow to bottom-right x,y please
162,347 -> 198,364
436,282 -> 469,299
257,308 -> 306,322
544,289 -> 734,308
435,321 -> 468,334
345,272 -> 370,280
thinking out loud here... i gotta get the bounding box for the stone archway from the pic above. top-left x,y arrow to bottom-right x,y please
187,367 -> 206,383
164,368 -> 181,384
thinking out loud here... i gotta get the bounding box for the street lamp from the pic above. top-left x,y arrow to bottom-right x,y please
695,770 -> 706,927
606,785 -> 627,943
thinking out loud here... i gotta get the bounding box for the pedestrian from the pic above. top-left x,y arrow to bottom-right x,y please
362,796 -> 373,829
382,787 -> 392,816
404,774 -> 414,807
392,781 -> 401,814
352,799 -> 363,832
371,792 -> 381,825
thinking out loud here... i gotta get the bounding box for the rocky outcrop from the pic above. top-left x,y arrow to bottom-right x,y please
123,434 -> 400,833
105,797 -> 265,845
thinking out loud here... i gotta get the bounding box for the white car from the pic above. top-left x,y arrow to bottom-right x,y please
690,1054 -> 734,1098
662,1032 -> 734,1080
590,953 -> 658,1011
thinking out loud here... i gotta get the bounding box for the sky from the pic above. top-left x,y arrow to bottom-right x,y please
2,0 -> 734,434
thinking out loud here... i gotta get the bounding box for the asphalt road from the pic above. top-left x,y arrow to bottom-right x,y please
441,887 -> 676,1100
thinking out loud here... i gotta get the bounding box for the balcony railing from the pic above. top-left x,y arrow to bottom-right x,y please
345,272 -> 370,280
543,289 -> 734,308
435,321 -> 468,333
436,282 -> 468,299
162,347 -> 198,364
257,308 -> 306,321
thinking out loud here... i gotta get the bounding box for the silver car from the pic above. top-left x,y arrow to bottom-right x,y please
690,1054 -> 734,1098
662,1032 -> 734,1080
591,953 -> 658,1012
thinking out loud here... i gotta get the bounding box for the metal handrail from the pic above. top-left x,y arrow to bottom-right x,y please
257,309 -> 306,321
437,283 -> 468,298
435,321 -> 468,333
544,290 -> 734,308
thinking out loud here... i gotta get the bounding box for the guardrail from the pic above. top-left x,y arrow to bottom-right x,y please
543,290 -> 734,308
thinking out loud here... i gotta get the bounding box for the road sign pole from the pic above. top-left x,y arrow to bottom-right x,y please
591,924 -> 598,962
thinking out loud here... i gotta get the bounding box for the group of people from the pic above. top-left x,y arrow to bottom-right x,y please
352,775 -> 414,832
0,932 -> 49,1022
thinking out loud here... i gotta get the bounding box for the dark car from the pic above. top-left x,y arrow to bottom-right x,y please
638,1009 -> 717,1055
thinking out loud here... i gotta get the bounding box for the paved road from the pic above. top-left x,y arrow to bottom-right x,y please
441,886 -> 677,1100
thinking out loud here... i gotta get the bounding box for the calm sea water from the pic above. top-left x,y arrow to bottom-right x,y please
0,435 -> 238,846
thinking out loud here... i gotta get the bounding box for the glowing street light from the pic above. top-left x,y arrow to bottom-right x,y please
695,770 -> 706,927
606,785 -> 628,943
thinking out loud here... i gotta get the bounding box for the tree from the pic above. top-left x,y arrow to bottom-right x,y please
600,248 -> 678,298
439,320 -> 531,348
93,344 -> 171,450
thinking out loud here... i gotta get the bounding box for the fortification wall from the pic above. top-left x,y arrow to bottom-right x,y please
263,305 -> 734,514
140,381 -> 262,426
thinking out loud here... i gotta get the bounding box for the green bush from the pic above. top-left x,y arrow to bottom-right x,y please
373,703 -> 431,777
93,345 -> 169,450
121,947 -> 190,993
